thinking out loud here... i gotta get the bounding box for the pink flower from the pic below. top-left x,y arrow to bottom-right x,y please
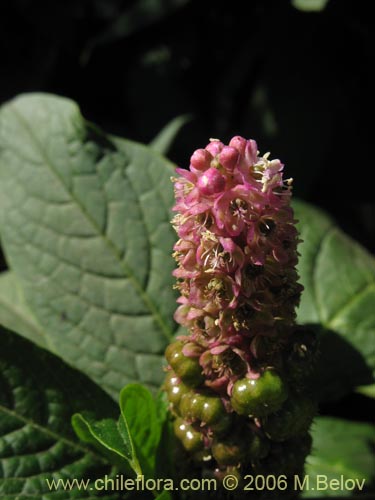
170,137 -> 303,395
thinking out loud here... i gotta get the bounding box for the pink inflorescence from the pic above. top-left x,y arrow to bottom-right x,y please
171,137 -> 302,395
165,136 -> 316,480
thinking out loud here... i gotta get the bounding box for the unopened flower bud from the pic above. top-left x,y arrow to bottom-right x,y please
205,139 -> 224,157
197,167 -> 226,196
190,148 -> 212,171
219,146 -> 239,171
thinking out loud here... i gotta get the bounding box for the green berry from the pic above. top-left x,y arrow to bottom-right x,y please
211,425 -> 269,466
212,436 -> 246,466
201,395 -> 226,424
179,392 -> 203,420
230,369 -> 288,417
179,390 -> 231,434
262,395 -> 316,442
174,418 -> 203,453
165,341 -> 204,387
164,371 -> 190,414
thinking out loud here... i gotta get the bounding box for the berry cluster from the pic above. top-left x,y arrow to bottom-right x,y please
164,137 -> 317,482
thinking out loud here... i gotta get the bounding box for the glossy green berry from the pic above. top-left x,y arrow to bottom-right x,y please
179,391 -> 230,429
174,418 -> 204,453
164,371 -> 190,414
179,392 -> 204,420
262,395 -> 316,442
230,369 -> 288,417
201,395 -> 227,424
165,341 -> 204,387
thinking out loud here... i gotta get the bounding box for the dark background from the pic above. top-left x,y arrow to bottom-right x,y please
1,0 -> 374,253
0,0 -> 374,419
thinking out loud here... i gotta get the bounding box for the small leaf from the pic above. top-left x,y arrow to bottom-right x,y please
0,93 -> 180,397
294,200 -> 375,400
303,417 -> 375,498
292,0 -> 329,12
119,383 -> 163,478
72,414 -> 131,461
0,327 -> 121,499
356,383 -> 375,399
0,271 -> 48,348
150,114 -> 192,155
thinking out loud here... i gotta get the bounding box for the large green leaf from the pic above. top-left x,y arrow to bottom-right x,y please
303,417 -> 375,498
0,93 -> 179,397
0,271 -> 48,349
0,327 -> 121,500
294,200 -> 375,400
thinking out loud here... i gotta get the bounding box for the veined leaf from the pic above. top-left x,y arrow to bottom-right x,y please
72,413 -> 142,477
294,200 -> 375,400
0,327 -> 120,500
0,93 -> 179,397
0,270 -> 48,349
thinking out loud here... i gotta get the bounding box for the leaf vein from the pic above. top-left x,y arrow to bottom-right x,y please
0,405 -> 105,463
9,104 -> 172,341
326,282 -> 375,328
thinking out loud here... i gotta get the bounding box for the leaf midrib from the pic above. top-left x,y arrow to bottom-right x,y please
327,282 -> 375,329
9,104 -> 172,341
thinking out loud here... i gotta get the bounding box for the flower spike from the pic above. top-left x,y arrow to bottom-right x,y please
164,136 -> 317,485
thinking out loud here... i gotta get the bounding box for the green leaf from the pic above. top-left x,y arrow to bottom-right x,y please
0,271 -> 48,349
294,200 -> 375,400
72,414 -> 131,462
119,384 -> 163,478
150,114 -> 192,155
291,0 -> 329,12
303,417 -> 375,498
0,327 -> 121,500
0,93 -> 179,397
72,413 -> 142,476
356,383 -> 375,399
